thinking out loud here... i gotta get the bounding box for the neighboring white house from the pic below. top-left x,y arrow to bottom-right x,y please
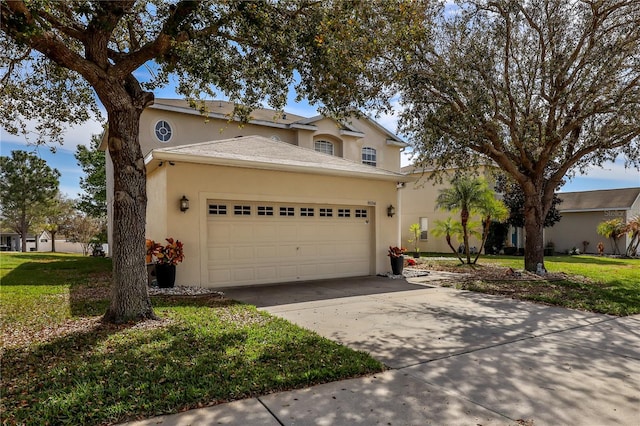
103,99 -> 411,288
548,187 -> 640,255
0,230 -> 89,253
0,231 -> 37,252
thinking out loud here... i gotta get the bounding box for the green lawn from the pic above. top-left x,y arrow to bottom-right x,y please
1,253 -> 383,425
422,254 -> 640,316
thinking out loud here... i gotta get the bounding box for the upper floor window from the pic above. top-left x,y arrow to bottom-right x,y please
154,120 -> 172,142
315,140 -> 334,156
361,147 -> 377,166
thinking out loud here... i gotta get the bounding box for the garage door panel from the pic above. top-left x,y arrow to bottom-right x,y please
255,246 -> 278,259
210,247 -> 231,261
207,201 -> 371,287
209,269 -> 231,283
231,246 -> 254,259
233,269 -> 255,282
256,267 -> 278,280
297,244 -> 319,257
278,245 -> 298,257
278,225 -> 298,241
234,225 -> 254,242
255,225 -> 277,240
278,265 -> 299,279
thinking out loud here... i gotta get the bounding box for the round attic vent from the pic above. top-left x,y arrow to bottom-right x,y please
155,120 -> 172,142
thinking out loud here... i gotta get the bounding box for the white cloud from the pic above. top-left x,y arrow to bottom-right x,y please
1,118 -> 104,154
575,159 -> 639,181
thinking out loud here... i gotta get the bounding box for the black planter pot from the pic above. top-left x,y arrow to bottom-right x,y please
390,256 -> 404,275
155,264 -> 176,288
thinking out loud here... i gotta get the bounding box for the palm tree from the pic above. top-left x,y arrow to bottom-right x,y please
431,217 -> 465,264
436,176 -> 495,264
623,215 -> 640,257
597,218 -> 625,255
473,195 -> 509,264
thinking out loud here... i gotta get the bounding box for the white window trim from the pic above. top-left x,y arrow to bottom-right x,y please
361,147 -> 377,166
314,140 -> 334,156
419,217 -> 429,241
154,120 -> 173,143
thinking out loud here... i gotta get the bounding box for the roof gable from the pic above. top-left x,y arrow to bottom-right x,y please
557,187 -> 640,211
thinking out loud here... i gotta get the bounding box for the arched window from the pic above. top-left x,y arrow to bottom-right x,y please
314,140 -> 334,155
361,147 -> 377,166
154,120 -> 172,142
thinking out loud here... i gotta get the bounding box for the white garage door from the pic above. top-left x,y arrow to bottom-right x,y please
206,200 -> 372,287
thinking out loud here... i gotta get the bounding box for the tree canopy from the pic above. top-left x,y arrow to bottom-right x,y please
395,0 -> 640,271
42,194 -> 76,252
75,134 -> 107,218
494,174 -> 562,229
1,0 -> 425,322
0,150 -> 60,251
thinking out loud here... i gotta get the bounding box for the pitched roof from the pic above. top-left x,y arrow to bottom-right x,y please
152,99 -> 308,126
557,187 -> 640,212
145,136 -> 412,182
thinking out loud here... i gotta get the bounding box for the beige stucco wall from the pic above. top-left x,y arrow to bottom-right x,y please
400,171 -> 484,254
294,116 -> 402,172
145,167 -> 168,240
146,162 -> 400,287
548,209 -> 634,255
139,108 -> 297,156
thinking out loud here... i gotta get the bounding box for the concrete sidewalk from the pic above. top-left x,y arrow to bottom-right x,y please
123,276 -> 640,425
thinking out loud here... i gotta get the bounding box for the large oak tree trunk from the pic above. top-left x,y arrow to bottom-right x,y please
523,197 -> 546,272
102,88 -> 157,323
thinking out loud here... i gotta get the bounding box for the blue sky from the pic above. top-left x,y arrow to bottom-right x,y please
1,80 -> 638,198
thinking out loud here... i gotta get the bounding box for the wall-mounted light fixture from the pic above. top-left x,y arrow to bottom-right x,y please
179,195 -> 189,212
387,204 -> 395,218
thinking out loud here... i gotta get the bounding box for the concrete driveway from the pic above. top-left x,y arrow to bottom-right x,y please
126,275 -> 640,426
223,276 -> 640,425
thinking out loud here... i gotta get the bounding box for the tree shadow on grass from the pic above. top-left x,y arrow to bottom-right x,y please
2,297 -> 380,426
547,254 -> 639,266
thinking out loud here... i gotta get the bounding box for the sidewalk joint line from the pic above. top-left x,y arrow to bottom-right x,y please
257,397 -> 285,426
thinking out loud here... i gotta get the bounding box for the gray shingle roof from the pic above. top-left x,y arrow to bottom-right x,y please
146,136 -> 410,182
153,99 -> 307,124
557,187 -> 640,211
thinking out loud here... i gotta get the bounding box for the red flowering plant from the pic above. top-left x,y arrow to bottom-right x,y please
387,246 -> 407,258
146,238 -> 184,265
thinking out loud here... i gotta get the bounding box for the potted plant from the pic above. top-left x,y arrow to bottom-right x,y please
408,223 -> 421,258
146,238 -> 184,288
388,246 -> 406,275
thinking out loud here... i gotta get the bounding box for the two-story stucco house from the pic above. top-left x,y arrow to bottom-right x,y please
104,99 -> 411,288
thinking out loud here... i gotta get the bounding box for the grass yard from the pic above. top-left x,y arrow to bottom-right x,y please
0,253 -> 383,425
420,254 -> 640,316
